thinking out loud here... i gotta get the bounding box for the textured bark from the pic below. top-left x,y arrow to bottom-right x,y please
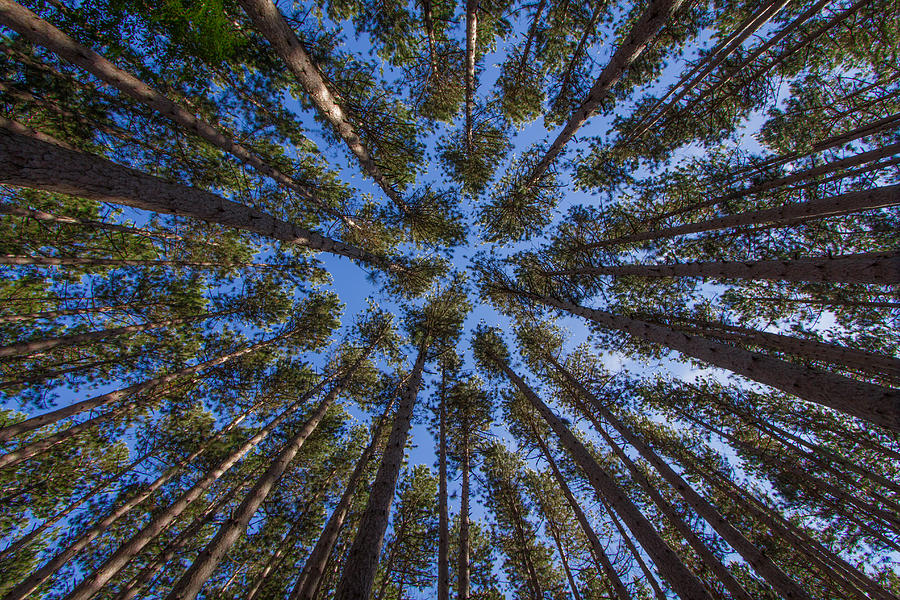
332,339 -> 429,600
0,404 -> 256,600
289,401 -> 394,600
515,0 -> 548,81
437,367 -> 450,600
528,0 -> 684,184
0,328 -> 294,443
532,430 -> 631,600
503,484 -> 544,600
667,316 -> 900,379
550,252 -> 900,285
591,183 -> 900,247
540,504 -> 583,600
237,0 -> 408,214
465,0 -> 478,153
0,122 -> 400,272
165,384 -> 342,600
552,1 -> 604,111
549,356 -> 810,600
496,359 -> 714,600
0,0 -> 345,222
0,255 -> 274,270
457,416 -> 471,600
0,309 -> 229,359
601,495 -> 667,600
534,295 -> 900,431
62,377 -> 334,600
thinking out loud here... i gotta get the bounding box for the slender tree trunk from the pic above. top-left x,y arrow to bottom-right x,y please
332,338 -> 429,600
0,121 -> 401,273
437,366 -> 450,600
465,0 -> 478,153
457,423 -> 471,600
531,429 -> 631,600
165,383 -> 345,600
548,252 -> 900,285
540,504 -> 583,600
530,294 -> 900,431
0,255 -> 276,270
289,400 -> 395,600
62,374 -> 339,600
590,183 -> 900,247
503,486 -> 544,600
0,398 -> 263,600
0,0 -> 346,222
548,354 -> 810,600
740,295 -> 900,309
493,357 -> 714,600
528,0 -> 684,184
236,0 -> 408,215
665,316 -> 900,379
0,309 -> 230,359
600,494 -> 667,600
423,0 -> 438,77
0,327 -> 295,443
515,0 -> 547,81
0,302 -> 146,324
553,1 -> 605,114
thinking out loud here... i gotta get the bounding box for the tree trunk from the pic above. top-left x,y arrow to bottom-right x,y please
465,0 -> 478,153
515,0 -> 547,83
0,302 -> 146,324
332,338 -> 429,600
0,255 -> 277,271
437,366 -> 450,600
289,400 -> 395,600
0,397 -> 264,600
0,121 -> 401,273
528,0 -> 684,184
532,295 -> 900,431
457,422 -> 471,600
549,251 -> 900,285
590,183 -> 900,247
540,503 -> 583,600
236,0 -> 408,215
165,383 -> 345,600
0,327 -> 295,443
0,309 -> 230,359
600,494 -> 668,600
666,316 -> 900,379
62,373 -> 338,600
494,358 -> 714,600
531,429 -> 631,600
503,485 -> 544,600
548,355 -> 810,600
0,0 -> 346,223
552,1 -> 605,117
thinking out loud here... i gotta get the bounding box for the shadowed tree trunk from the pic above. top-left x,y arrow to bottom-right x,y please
465,0 -> 478,153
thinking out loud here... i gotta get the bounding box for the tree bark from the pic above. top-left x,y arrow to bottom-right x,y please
0,302 -> 145,324
531,429 -> 631,600
165,384 -> 345,600
62,374 -> 338,600
600,494 -> 667,600
457,414 -> 471,600
548,355 -> 810,600
332,338 -> 429,600
289,400 -> 394,600
515,0 -> 548,82
0,202 -> 184,242
0,255 -> 276,270
0,0 -> 346,223
465,0 -> 478,153
437,366 -> 450,600
0,121 -> 401,273
528,0 -> 684,184
548,252 -> 900,285
552,0 -> 604,112
494,358 -> 714,600
236,0 -> 408,215
589,183 -> 900,247
532,294 -> 900,431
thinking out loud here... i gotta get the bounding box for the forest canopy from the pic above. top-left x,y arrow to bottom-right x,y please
0,0 -> 898,599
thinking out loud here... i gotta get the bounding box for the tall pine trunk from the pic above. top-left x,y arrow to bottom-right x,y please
548,252 -> 900,285
531,294 -> 900,431
528,0 -> 684,184
457,416 -> 471,600
0,0 -> 345,222
0,122 -> 400,273
465,0 -> 478,153
548,355 -> 809,600
236,0 -> 408,215
437,367 -> 450,600
289,400 -> 394,600
332,338 -> 429,600
493,357 -> 714,600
